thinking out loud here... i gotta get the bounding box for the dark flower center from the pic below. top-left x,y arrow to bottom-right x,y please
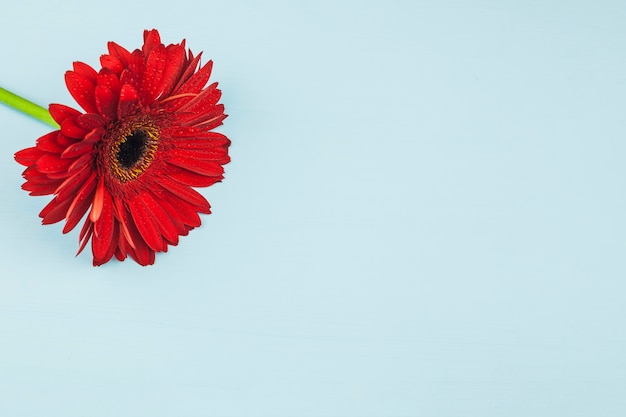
107,121 -> 160,183
117,129 -> 148,169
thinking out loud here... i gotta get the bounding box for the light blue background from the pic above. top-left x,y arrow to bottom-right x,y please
1,0 -> 625,416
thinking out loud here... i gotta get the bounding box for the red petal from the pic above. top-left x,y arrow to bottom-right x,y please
178,82 -> 221,113
166,165 -> 223,187
158,176 -> 211,210
85,127 -> 105,142
124,210 -> 154,265
92,190 -> 115,263
95,85 -> 117,120
64,172 -> 97,232
15,147 -> 44,166
113,198 -> 136,250
100,221 -> 120,265
171,53 -> 202,94
40,196 -> 73,225
126,50 -> 146,88
39,196 -> 58,219
96,70 -> 122,93
114,231 -> 127,261
128,195 -> 165,252
36,153 -> 75,174
175,137 -> 231,149
35,131 -> 65,154
76,220 -> 93,256
89,176 -> 106,222
167,155 -> 224,177
117,83 -> 140,119
174,59 -> 212,97
22,166 -> 58,185
142,29 -> 162,56
126,241 -> 155,266
142,44 -> 167,103
157,193 -> 188,233
61,117 -> 89,139
61,138 -> 96,159
158,44 -> 186,97
107,41 -> 132,68
96,71 -> 121,119
170,146 -> 230,163
68,153 -> 95,174
186,107 -> 227,129
49,104 -> 81,124
45,171 -> 73,180
138,191 -> 179,245
24,183 -> 59,196
164,127 -> 230,143
55,165 -> 92,203
72,61 -> 98,82
160,188 -> 205,227
65,71 -> 97,114
55,132 -> 76,147
76,113 -> 106,130
100,54 -> 124,74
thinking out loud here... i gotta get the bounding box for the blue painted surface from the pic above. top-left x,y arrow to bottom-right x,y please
1,1 -> 625,415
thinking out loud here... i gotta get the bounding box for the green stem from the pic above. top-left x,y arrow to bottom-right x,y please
0,86 -> 59,128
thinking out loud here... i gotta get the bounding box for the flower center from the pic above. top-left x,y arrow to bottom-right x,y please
117,129 -> 148,169
108,121 -> 159,182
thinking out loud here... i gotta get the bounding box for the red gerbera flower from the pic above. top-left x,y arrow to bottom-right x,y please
14,29 -> 230,266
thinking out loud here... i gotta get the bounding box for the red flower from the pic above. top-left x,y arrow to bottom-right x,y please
14,29 -> 230,266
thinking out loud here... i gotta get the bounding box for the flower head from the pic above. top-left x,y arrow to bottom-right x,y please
15,29 -> 230,266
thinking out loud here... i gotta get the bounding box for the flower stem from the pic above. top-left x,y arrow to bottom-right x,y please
0,86 -> 59,128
